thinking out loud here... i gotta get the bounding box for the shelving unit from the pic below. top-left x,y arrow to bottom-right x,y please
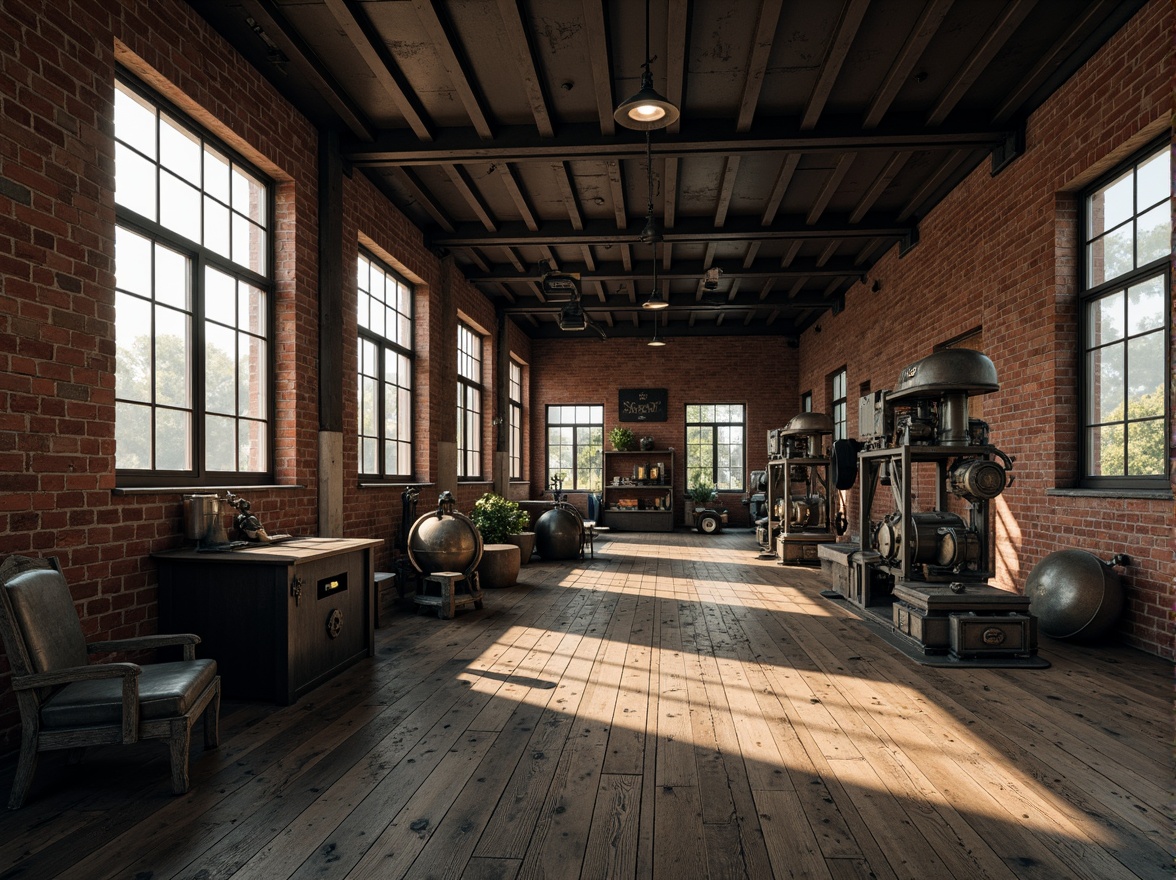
601,450 -> 674,532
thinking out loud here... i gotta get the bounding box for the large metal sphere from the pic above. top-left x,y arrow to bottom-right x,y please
407,511 -> 483,577
1025,549 -> 1123,641
534,508 -> 582,560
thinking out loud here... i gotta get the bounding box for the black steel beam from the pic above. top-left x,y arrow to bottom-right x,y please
500,289 -> 838,314
463,256 -> 864,284
344,114 -> 1009,166
431,214 -> 911,248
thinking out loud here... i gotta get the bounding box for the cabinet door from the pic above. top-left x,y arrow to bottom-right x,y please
287,551 -> 370,699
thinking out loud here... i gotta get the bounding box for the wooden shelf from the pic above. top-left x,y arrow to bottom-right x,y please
602,450 -> 674,532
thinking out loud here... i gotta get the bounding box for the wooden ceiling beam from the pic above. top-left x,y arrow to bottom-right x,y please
239,0 -> 374,141
736,0 -> 785,132
849,151 -> 910,223
581,0 -> 615,135
807,153 -> 856,225
862,0 -> 954,129
325,0 -> 434,141
496,0 -> 554,137
927,0 -> 1038,125
496,163 -> 538,231
442,164 -> 496,231
801,0 -> 871,130
389,167 -> 453,232
411,0 -> 493,138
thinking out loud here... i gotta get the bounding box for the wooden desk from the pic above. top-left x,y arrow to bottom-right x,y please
154,537 -> 382,705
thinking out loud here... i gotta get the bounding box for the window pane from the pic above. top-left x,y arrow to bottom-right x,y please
232,215 -> 266,275
205,266 -> 235,318
159,114 -> 201,184
1088,224 -> 1134,286
1087,290 -> 1123,346
1126,419 -> 1164,476
114,292 -> 152,402
204,196 -> 231,258
239,420 -> 264,472
205,413 -> 234,471
1136,149 -> 1169,210
1086,424 -> 1122,476
1087,342 -> 1124,422
155,306 -> 190,408
1126,332 -> 1163,419
160,171 -> 201,243
204,321 -> 235,414
115,143 -> 156,220
157,408 -> 191,470
239,283 -> 266,336
115,226 -> 152,297
232,167 -> 266,226
115,402 -> 152,469
1136,202 -> 1170,267
154,244 -> 190,310
239,334 -> 266,418
361,437 -> 377,475
204,147 -> 230,203
114,84 -> 156,158
1088,168 -> 1133,237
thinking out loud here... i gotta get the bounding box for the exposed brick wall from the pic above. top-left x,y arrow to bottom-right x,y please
529,337 -> 800,528
796,0 -> 1174,658
0,0 -> 525,749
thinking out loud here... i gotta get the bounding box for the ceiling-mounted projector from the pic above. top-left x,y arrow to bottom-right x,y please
541,268 -> 580,299
558,302 -> 587,331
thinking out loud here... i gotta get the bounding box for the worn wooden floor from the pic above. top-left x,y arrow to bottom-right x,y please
0,530 -> 1171,880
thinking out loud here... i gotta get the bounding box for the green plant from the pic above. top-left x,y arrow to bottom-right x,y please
687,474 -> 717,505
609,425 -> 634,451
470,492 -> 531,544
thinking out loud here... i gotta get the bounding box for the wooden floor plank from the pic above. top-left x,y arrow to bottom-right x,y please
0,531 -> 1169,880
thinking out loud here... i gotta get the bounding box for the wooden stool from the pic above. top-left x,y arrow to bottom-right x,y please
581,522 -> 609,558
414,570 -> 483,619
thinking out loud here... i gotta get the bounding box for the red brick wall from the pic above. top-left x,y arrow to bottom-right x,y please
796,0 -> 1174,658
529,337 -> 800,527
0,0 -> 526,748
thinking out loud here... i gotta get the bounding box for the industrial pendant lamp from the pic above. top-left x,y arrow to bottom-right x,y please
648,315 -> 666,346
642,239 -> 668,310
613,0 -> 680,131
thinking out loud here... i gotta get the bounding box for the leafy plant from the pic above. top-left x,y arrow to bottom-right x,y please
609,425 -> 634,451
687,474 -> 717,504
470,492 -> 531,544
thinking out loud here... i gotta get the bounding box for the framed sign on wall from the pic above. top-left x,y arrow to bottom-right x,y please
619,388 -> 668,422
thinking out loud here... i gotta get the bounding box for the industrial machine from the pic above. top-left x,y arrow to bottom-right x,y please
842,349 -> 1040,662
759,412 -> 837,564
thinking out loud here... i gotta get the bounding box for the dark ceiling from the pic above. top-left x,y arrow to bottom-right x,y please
190,0 -> 1144,340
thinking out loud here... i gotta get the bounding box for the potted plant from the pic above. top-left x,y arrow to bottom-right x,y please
686,474 -> 717,509
609,425 -> 634,451
470,493 -> 532,585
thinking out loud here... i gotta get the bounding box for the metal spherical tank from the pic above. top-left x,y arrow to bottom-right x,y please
534,507 -> 582,560
407,510 -> 483,577
1025,549 -> 1124,641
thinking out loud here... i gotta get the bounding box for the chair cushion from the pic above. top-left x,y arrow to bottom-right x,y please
4,568 -> 88,674
40,659 -> 218,729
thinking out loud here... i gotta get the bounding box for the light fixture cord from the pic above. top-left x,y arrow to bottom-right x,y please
645,130 -> 654,220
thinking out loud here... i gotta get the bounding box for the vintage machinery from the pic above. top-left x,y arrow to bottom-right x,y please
846,349 -> 1038,662
534,505 -> 584,560
760,412 -> 837,564
406,491 -> 484,617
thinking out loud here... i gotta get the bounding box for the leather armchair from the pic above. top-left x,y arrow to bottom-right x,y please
0,556 -> 221,808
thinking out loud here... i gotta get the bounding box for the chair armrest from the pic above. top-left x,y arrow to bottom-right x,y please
12,663 -> 141,744
89,633 -> 202,661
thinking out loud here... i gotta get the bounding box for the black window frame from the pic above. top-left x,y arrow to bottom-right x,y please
509,360 -> 524,481
545,405 -> 603,491
1079,138 -> 1170,490
456,321 -> 483,480
113,70 -> 275,488
831,368 -> 848,441
357,248 -> 415,481
684,403 -> 746,492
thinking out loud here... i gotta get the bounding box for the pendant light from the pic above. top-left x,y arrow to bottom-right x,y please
642,237 -> 668,310
648,314 -> 666,346
614,0 -> 680,131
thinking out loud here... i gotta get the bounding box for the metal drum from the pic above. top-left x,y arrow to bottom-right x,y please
1025,549 -> 1124,641
407,493 -> 483,578
534,507 -> 582,560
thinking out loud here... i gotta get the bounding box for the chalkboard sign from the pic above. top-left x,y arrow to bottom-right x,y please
619,388 -> 668,422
